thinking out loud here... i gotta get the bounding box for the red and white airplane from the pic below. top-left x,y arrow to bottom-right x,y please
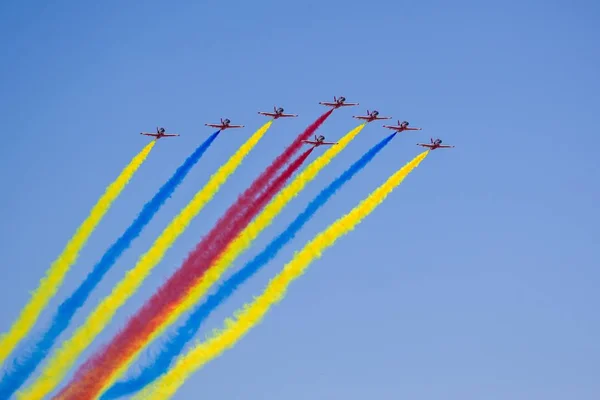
417,138 -> 455,150
352,110 -> 392,123
258,106 -> 298,119
319,96 -> 358,109
140,127 -> 180,139
205,118 -> 244,130
383,120 -> 423,132
303,135 -> 337,147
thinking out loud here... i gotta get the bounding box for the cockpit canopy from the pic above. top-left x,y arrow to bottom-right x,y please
277,107 -> 284,113
223,118 -> 231,124
372,110 -> 379,116
339,96 -> 346,102
401,121 -> 409,126
317,135 -> 325,140
159,127 -> 165,133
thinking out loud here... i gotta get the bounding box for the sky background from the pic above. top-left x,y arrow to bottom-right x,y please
1,0 -> 599,399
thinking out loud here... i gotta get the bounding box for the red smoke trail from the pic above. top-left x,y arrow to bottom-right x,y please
255,109 -> 331,188
58,149 -> 315,400
174,109 -> 332,277
230,108 -> 332,200
185,109 -> 332,274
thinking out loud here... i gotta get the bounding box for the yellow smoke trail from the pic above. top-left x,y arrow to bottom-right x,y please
18,122 -> 272,400
0,141 -> 155,366
99,124 -> 367,394
137,151 -> 429,400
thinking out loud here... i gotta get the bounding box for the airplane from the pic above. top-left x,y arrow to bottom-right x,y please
352,109 -> 392,123
140,127 -> 180,139
205,118 -> 244,130
258,106 -> 298,119
319,96 -> 359,109
417,138 -> 455,150
303,135 -> 338,147
383,120 -> 423,132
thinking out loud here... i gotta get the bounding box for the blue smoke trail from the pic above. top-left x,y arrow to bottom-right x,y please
101,133 -> 397,399
0,131 -> 220,397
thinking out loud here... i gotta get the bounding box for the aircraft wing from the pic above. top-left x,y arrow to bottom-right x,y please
319,102 -> 336,106
437,144 -> 455,148
140,133 -> 159,137
205,123 -> 223,128
382,125 -> 400,130
258,112 -> 276,117
320,141 -> 337,145
352,115 -> 369,120
339,102 -> 358,106
373,116 -> 392,120
162,133 -> 180,137
227,124 -> 244,128
417,143 -> 435,148
405,127 -> 422,131
279,113 -> 298,117
303,140 -> 318,145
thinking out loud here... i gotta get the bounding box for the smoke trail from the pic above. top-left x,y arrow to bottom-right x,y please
187,109 -> 334,268
18,122 -> 272,400
250,109 -> 332,192
164,110 -> 333,291
56,149 -> 315,400
102,133 -> 397,398
0,141 -> 155,367
80,123 -> 366,399
44,112 -> 335,399
137,151 -> 430,400
0,132 -> 219,397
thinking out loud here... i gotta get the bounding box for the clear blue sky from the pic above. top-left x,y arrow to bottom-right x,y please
1,0 -> 598,399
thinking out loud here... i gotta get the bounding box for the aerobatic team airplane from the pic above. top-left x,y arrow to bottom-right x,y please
417,138 -> 455,150
319,96 -> 359,109
140,127 -> 179,139
353,110 -> 392,123
303,135 -> 337,147
258,106 -> 298,119
205,118 -> 244,130
383,120 -> 423,132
